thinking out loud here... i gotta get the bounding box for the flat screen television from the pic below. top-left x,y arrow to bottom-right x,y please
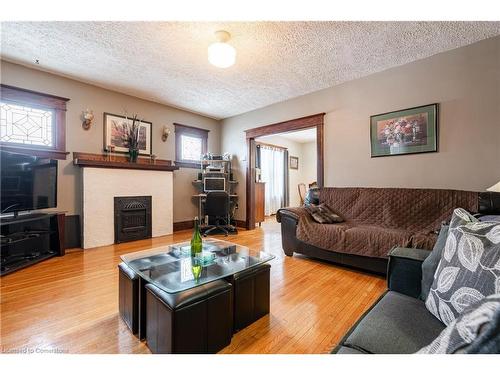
1,150 -> 58,214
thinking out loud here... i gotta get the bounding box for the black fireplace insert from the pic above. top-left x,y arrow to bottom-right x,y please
114,196 -> 152,244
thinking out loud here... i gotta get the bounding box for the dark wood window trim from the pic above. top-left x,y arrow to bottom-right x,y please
174,123 -> 209,169
0,84 -> 70,160
245,113 -> 325,230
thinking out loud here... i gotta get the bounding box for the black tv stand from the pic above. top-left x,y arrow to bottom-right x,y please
1,212 -> 52,224
1,212 -> 65,276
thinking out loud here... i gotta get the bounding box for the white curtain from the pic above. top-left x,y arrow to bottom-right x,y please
260,146 -> 285,215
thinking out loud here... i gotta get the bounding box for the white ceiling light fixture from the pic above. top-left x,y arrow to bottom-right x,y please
208,30 -> 236,68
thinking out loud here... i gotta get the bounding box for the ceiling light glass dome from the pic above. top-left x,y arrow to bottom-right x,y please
208,30 -> 236,68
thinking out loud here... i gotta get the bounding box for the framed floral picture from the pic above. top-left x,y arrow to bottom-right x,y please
103,112 -> 152,155
370,104 -> 438,157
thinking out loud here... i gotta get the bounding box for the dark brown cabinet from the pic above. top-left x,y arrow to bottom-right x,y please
255,182 -> 265,226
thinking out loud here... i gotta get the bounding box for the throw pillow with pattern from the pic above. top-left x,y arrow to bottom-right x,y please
306,203 -> 344,224
417,293 -> 500,354
425,208 -> 500,326
421,224 -> 450,301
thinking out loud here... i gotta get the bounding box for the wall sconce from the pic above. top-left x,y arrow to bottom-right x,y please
82,109 -> 94,130
162,126 -> 171,142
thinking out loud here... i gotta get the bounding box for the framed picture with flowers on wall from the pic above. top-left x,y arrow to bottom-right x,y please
370,103 -> 438,157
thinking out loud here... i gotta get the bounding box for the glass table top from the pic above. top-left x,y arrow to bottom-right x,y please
120,238 -> 275,294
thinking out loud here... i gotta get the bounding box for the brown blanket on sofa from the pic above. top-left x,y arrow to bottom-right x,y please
279,187 -> 478,259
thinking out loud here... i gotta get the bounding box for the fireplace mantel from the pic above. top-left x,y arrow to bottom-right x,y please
78,157 -> 174,249
73,152 -> 179,172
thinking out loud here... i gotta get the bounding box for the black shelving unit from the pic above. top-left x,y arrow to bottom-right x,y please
1,212 -> 65,276
192,158 -> 239,232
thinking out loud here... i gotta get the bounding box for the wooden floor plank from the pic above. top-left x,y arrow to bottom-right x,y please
0,218 -> 386,354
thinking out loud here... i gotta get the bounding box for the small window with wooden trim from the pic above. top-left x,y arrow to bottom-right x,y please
0,84 -> 69,160
174,123 -> 209,168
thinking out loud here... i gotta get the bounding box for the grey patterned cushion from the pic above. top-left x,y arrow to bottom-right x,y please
306,203 -> 344,224
421,224 -> 450,301
417,294 -> 500,354
425,208 -> 500,326
480,215 -> 500,222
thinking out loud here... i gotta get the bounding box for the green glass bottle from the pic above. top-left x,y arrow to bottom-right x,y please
190,216 -> 202,257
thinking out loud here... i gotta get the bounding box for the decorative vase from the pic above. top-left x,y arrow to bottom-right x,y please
128,148 -> 139,163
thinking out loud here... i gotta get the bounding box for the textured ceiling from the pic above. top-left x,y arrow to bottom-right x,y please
1,22 -> 500,119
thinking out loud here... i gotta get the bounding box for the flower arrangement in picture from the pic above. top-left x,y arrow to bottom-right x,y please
381,117 -> 421,147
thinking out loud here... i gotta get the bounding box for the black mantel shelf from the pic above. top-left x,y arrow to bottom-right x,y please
73,152 -> 179,172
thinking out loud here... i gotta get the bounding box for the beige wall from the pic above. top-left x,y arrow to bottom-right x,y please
0,60 -> 221,222
301,141 -> 317,186
222,36 -> 500,221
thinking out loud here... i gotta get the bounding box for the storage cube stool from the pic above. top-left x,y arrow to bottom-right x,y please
226,263 -> 270,332
118,262 -> 140,334
145,280 -> 233,354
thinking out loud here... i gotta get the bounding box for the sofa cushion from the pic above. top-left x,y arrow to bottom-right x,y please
295,218 -> 352,253
417,293 -> 500,354
343,291 -> 445,354
479,215 -> 500,222
306,203 -> 344,224
464,306 -> 500,353
420,224 -> 449,301
425,208 -> 500,325
344,225 -> 412,258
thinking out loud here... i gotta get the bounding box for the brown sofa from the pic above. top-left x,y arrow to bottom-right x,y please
277,187 -> 499,274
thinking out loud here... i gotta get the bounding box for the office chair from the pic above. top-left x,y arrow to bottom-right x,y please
203,191 -> 233,237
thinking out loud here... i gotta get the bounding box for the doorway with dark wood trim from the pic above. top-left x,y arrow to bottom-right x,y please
244,113 -> 325,230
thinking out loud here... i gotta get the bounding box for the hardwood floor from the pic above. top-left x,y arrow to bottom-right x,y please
0,218 -> 386,354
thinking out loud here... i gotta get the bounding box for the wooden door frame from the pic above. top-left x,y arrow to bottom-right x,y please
244,113 -> 325,229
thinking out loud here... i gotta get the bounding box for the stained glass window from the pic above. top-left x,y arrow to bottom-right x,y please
0,101 -> 54,147
174,123 -> 208,166
181,134 -> 203,161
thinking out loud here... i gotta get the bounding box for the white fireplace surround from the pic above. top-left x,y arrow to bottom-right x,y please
81,167 -> 173,249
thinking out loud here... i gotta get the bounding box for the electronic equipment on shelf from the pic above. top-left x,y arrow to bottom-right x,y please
206,167 -> 223,172
192,156 -> 238,230
204,177 -> 226,192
